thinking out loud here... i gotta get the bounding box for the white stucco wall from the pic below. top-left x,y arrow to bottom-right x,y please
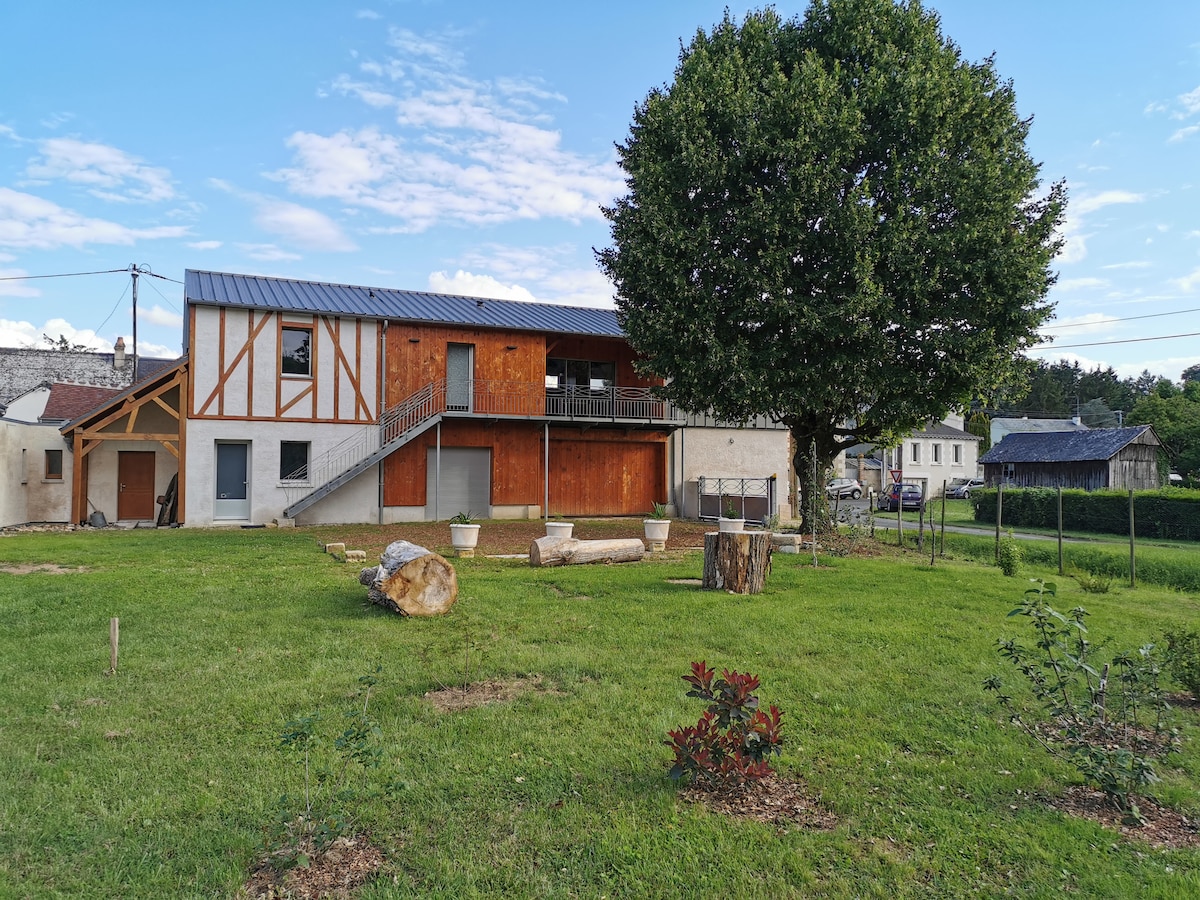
3,386 -> 51,422
669,425 -> 792,520
184,419 -> 382,526
0,421 -> 72,526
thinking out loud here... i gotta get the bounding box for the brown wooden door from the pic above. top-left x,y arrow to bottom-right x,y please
117,451 -> 156,520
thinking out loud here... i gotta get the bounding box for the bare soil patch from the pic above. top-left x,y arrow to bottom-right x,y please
424,676 -> 556,712
0,563 -> 87,575
1046,786 -> 1200,849
678,774 -> 837,832
243,835 -> 385,899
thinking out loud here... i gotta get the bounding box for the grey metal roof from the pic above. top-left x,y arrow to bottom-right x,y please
184,270 -> 623,338
911,421 -> 983,441
979,425 -> 1157,464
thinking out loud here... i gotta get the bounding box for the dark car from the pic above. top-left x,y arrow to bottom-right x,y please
877,482 -> 923,512
946,477 -> 985,500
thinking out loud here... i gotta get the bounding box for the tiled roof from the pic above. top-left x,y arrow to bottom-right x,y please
41,383 -> 122,422
980,425 -> 1157,464
185,270 -> 623,338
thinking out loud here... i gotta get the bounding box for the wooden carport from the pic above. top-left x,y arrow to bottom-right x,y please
60,359 -> 188,525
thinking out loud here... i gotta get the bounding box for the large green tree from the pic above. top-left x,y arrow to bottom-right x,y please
1128,382 -> 1200,479
598,1 -> 1065,530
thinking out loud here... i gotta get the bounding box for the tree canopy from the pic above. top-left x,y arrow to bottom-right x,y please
598,1 -> 1065,528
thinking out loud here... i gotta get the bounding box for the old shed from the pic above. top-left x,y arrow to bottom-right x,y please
979,425 -> 1162,491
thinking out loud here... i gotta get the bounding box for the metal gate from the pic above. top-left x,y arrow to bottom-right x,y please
697,475 -> 777,524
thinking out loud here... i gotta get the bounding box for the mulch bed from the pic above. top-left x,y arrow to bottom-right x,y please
678,774 -> 838,832
424,676 -> 558,712
1046,786 -> 1200,849
242,835 -> 385,899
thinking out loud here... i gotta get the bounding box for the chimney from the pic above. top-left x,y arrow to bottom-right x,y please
114,337 -> 126,370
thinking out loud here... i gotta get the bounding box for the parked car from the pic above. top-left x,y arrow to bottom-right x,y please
946,477 -> 985,500
877,482 -> 923,512
826,478 -> 863,500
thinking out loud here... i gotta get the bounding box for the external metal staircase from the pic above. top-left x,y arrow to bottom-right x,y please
282,380 -> 449,518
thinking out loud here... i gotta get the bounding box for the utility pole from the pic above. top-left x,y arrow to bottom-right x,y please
127,264 -> 150,382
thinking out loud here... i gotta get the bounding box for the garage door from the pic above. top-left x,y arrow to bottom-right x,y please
549,440 -> 663,516
426,447 -> 491,520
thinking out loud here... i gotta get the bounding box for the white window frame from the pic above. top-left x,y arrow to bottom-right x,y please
952,443 -> 963,465
932,443 -> 942,465
911,442 -> 921,464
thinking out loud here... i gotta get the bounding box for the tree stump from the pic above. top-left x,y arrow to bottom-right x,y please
358,540 -> 458,616
702,531 -> 772,594
529,536 -> 645,567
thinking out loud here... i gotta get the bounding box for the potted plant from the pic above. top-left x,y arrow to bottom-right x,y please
448,511 -> 481,557
718,497 -> 744,533
545,517 -> 574,539
643,501 -> 671,551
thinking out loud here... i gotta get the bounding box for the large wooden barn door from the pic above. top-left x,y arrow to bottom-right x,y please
549,440 -> 663,516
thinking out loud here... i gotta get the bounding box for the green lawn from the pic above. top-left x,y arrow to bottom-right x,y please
2,527 -> 1199,898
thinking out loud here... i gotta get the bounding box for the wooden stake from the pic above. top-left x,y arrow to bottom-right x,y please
109,617 -> 119,673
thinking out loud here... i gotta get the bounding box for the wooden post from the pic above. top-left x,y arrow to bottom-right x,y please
1129,489 -> 1136,588
994,484 -> 1004,563
938,480 -> 946,559
703,531 -> 772,594
1057,486 -> 1064,576
109,617 -> 119,673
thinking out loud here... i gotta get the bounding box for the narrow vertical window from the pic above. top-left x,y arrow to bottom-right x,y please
911,443 -> 920,464
45,449 -> 63,480
932,443 -> 942,464
281,326 -> 312,376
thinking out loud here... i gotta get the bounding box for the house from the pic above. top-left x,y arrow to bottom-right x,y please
0,340 -> 174,404
0,382 -> 122,527
847,414 -> 983,496
979,424 -> 1162,491
57,270 -> 791,528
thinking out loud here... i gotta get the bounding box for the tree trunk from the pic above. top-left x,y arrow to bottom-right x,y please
358,540 -> 458,616
529,536 -> 645,567
702,531 -> 772,594
787,422 -> 838,536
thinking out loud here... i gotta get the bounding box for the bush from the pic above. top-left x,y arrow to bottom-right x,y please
665,661 -> 784,787
1071,570 -> 1113,594
1161,627 -> 1200,698
997,533 -> 1022,576
971,487 -> 1200,541
984,581 -> 1175,823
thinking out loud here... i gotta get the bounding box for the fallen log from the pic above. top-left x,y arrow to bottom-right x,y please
529,536 -> 645,567
702,531 -> 772,594
358,540 -> 458,616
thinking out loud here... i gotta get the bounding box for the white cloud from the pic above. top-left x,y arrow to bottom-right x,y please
237,243 -> 303,262
0,317 -> 109,351
1054,277 -> 1108,292
0,187 -> 188,250
267,28 -> 623,233
211,180 -> 357,252
1169,124 -> 1200,143
1042,313 -> 1118,335
0,266 -> 39,298
445,243 -> 617,308
24,138 -> 175,203
187,240 -> 223,250
141,305 -> 183,328
428,270 -> 538,302
1071,190 -> 1144,216
1056,189 -> 1145,265
1100,260 -> 1152,269
1179,85 -> 1200,117
356,9 -> 381,19
1173,267 -> 1200,293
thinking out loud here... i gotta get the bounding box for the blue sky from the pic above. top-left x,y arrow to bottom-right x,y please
1,1 -> 1198,386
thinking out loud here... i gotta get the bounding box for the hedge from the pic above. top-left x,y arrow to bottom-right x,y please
970,487 -> 1200,541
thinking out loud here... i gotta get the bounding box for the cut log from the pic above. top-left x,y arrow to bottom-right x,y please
358,540 -> 458,616
529,536 -> 645,567
702,531 -> 772,594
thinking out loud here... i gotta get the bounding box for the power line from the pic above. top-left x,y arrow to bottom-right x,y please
1047,306 -> 1200,329
1033,331 -> 1200,350
0,268 -> 129,281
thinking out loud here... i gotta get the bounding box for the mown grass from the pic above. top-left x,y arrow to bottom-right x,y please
1,527 -> 1199,898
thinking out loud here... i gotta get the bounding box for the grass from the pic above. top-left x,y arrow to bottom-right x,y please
1,526 -> 1199,897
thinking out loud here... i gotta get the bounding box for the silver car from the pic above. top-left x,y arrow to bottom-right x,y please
826,478 -> 863,500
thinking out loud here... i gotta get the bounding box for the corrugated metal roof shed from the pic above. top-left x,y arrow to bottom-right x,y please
979,425 -> 1156,464
184,270 -> 623,338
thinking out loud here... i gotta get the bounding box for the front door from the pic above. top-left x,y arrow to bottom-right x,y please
117,451 -> 156,521
214,442 -> 250,520
446,343 -> 474,411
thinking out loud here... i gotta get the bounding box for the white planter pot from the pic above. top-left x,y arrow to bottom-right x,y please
643,518 -> 670,551
449,523 -> 481,557
545,521 -> 574,539
718,517 -> 745,533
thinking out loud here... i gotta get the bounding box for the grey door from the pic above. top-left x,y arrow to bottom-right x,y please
446,343 -> 473,411
214,442 -> 250,520
426,447 -> 490,520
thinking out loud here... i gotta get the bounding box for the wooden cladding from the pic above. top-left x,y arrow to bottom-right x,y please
382,419 -> 667,515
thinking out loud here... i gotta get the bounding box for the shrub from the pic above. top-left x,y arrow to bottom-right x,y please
665,661 -> 784,787
1161,626 -> 1200,698
1071,570 -> 1113,594
984,581 -> 1175,823
997,534 -> 1022,577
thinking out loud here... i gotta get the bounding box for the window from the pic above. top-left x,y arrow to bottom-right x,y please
280,441 -> 310,481
910,443 -> 920,464
932,443 -> 942,464
545,357 -> 616,390
1003,462 -> 1016,482
45,449 -> 63,480
281,326 -> 312,376
952,443 -> 963,465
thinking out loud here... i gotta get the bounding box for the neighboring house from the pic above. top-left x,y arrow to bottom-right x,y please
58,270 -> 791,527
0,340 -> 175,405
0,382 -> 122,527
979,424 -> 1162,491
847,414 -> 983,496
990,416 -> 1087,447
